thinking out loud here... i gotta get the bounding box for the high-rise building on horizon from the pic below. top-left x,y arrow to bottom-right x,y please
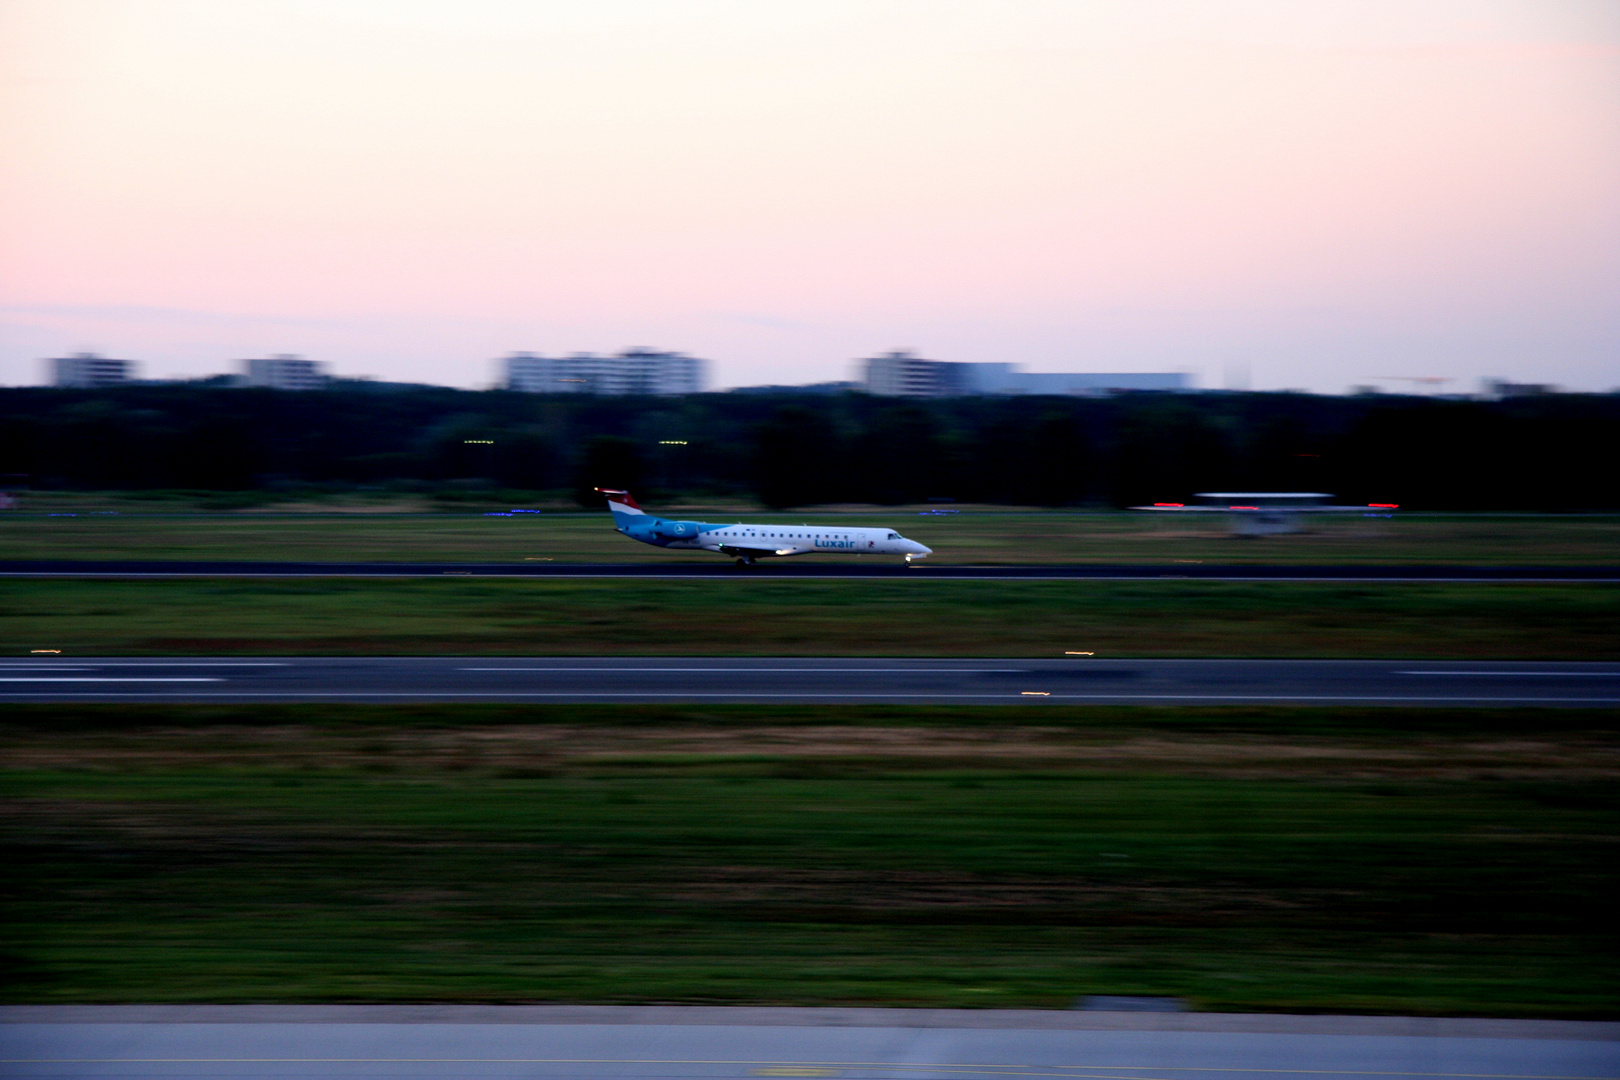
863,350 -> 1188,397
504,349 -> 705,396
52,352 -> 133,387
863,351 -> 948,397
245,354 -> 328,391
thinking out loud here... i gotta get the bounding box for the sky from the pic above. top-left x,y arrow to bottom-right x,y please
2,0 -> 1617,393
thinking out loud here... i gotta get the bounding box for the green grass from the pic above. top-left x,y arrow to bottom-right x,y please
10,701 -> 1614,734
3,706 -> 1615,1014
3,577 -> 1615,657
3,509 -> 1617,565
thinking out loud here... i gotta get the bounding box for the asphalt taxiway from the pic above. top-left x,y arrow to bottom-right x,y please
2,560 -> 1616,580
2,657 -> 1617,704
2,1005 -> 1615,1080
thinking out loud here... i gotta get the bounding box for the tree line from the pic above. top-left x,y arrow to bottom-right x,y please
1,383 -> 1616,510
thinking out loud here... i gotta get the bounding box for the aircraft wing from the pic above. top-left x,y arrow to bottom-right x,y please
716,543 -> 790,557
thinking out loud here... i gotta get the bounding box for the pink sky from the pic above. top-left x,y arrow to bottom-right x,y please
2,1 -> 1617,392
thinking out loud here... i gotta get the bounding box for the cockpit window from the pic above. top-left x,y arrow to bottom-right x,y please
887,532 -> 899,539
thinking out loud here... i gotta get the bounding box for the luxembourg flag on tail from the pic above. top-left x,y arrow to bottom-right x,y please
595,488 -> 646,528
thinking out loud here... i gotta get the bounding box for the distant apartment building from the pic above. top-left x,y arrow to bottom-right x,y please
863,350 -> 1188,397
504,349 -> 706,396
864,351 -> 949,397
245,355 -> 328,391
52,352 -> 134,387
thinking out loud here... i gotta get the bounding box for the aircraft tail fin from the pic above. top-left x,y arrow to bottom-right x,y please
595,488 -> 647,526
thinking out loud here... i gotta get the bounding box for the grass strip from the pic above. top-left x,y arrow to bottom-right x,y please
3,712 -> 1615,1016
3,511 -> 1618,565
5,578 -> 1617,657
3,702 -> 1618,735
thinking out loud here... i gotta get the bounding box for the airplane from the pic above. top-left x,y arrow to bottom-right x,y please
595,488 -> 933,565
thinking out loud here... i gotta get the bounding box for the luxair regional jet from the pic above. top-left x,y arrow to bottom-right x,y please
597,489 -> 932,565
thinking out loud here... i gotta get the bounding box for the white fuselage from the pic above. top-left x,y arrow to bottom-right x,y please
690,524 -> 921,557
602,493 -> 932,561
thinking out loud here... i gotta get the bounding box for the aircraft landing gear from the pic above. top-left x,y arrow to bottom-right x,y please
735,556 -> 756,567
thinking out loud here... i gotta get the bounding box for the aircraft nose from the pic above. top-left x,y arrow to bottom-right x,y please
912,541 -> 932,554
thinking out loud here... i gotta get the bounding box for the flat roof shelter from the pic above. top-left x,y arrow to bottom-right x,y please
1132,493 -> 1397,536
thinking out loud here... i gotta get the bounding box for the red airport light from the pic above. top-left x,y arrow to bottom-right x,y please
1368,503 -> 1398,508
1230,505 -> 1259,510
1153,502 -> 1184,507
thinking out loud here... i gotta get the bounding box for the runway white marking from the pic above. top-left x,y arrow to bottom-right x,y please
1396,671 -> 1620,677
0,677 -> 223,683
461,667 -> 1027,673
0,663 -> 284,668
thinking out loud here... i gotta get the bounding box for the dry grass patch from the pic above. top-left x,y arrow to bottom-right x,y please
7,722 -> 1620,781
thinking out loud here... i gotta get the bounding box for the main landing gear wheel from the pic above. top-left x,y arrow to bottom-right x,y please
735,557 -> 756,567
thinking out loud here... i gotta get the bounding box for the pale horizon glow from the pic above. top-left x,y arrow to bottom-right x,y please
2,1 -> 1617,392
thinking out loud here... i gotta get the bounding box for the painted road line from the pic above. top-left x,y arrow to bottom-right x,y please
459,667 -> 1028,673
0,677 -> 224,683
0,663 -> 285,668
1395,671 -> 1620,677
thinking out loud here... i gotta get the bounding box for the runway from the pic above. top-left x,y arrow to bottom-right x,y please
2,1005 -> 1615,1080
3,657 -> 1618,704
2,559 -> 1617,581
